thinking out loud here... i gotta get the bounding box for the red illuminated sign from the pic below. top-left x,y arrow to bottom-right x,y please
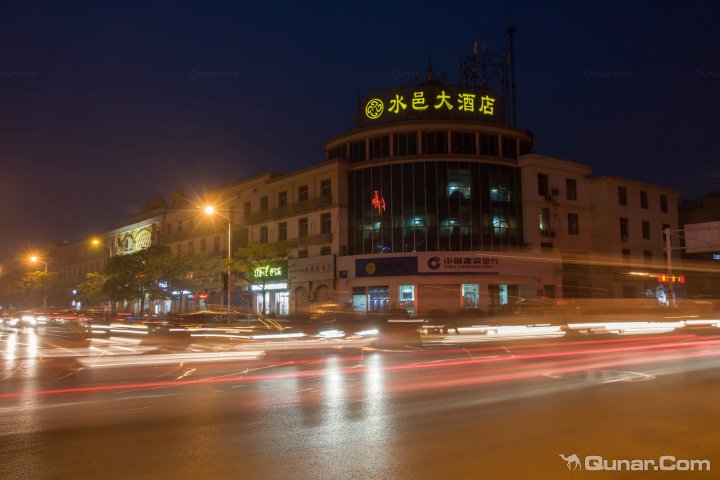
372,190 -> 386,213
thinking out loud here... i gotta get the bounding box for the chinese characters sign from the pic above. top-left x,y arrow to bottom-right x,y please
359,85 -> 505,127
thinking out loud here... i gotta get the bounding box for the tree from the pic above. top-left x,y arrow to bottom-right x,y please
77,272 -> 108,307
231,242 -> 289,315
102,245 -> 193,314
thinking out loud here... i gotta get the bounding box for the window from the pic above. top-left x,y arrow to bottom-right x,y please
166,223 -> 172,235
393,132 -> 417,156
213,236 -> 220,253
369,135 -> 390,159
451,132 -> 476,155
642,220 -> 651,239
243,201 -> 251,219
260,196 -> 268,211
298,217 -> 308,238
660,195 -> 668,213
539,207 -> 551,232
298,249 -> 308,258
643,250 -> 652,263
620,217 -> 629,240
350,140 -> 366,162
321,213 -> 331,234
279,191 -> 287,207
176,243 -> 182,256
566,178 -> 577,201
327,145 -> 346,160
640,190 -> 648,209
200,238 -> 207,253
422,131 -> 448,154
238,228 -> 249,248
568,213 -> 579,235
278,222 -> 287,241
187,241 -> 194,256
320,246 -> 331,255
479,134 -> 499,156
260,226 -> 268,244
502,137 -> 517,159
538,173 -> 549,197
320,179 -> 331,198
618,186 -> 627,206
298,185 -> 308,202
622,248 -> 631,259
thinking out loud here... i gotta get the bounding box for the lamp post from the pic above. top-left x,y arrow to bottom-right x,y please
205,206 -> 232,322
29,255 -> 48,309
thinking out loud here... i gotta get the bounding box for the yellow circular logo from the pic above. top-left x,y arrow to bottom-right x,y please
365,98 -> 384,119
365,262 -> 376,275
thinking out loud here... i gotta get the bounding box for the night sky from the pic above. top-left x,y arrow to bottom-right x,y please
2,0 -> 719,258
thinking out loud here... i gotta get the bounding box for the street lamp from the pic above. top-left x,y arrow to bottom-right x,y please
29,255 -> 48,309
90,237 -> 113,258
205,205 -> 233,322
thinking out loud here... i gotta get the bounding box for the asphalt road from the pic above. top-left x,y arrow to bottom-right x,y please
1,326 -> 719,479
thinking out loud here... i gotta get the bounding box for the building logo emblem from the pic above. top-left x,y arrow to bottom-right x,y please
365,262 -> 377,275
559,454 -> 582,470
428,256 -> 441,270
365,98 -> 384,119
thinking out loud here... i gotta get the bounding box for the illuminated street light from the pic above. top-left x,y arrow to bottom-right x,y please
90,237 -> 113,258
29,255 -> 48,309
205,205 -> 232,322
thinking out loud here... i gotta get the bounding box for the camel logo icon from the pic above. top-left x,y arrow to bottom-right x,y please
559,453 -> 582,470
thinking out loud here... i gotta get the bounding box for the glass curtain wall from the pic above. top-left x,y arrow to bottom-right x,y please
348,160 -> 523,254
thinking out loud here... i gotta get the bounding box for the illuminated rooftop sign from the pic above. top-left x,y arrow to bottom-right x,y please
358,84 -> 505,127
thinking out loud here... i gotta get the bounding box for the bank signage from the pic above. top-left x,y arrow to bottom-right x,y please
358,85 -> 505,127
356,256 -> 418,277
420,253 -> 501,274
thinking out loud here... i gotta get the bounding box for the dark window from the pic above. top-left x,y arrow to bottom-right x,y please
640,190 -> 648,209
213,236 -> 220,253
566,178 -> 577,201
187,241 -> 194,257
393,132 -> 417,156
568,213 -> 579,235
502,137 -> 517,159
622,248 -> 630,258
278,222 -> 287,241
298,218 -> 308,238
327,144 -> 346,160
243,201 -> 251,218
519,141 -> 532,156
369,135 -> 390,159
451,132 -> 476,155
320,246 -> 331,255
321,213 -> 331,234
260,196 -> 268,211
660,195 -> 668,213
298,185 -> 308,202
278,191 -> 287,207
422,131 -> 448,154
260,226 -> 268,244
350,140 -> 366,162
237,228 -> 249,248
620,217 -> 629,240
200,238 -> 207,252
479,134 -> 499,156
643,250 -> 652,262
298,249 -> 308,258
642,220 -> 651,239
320,179 -> 331,198
538,173 -> 549,197
618,186 -> 627,206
